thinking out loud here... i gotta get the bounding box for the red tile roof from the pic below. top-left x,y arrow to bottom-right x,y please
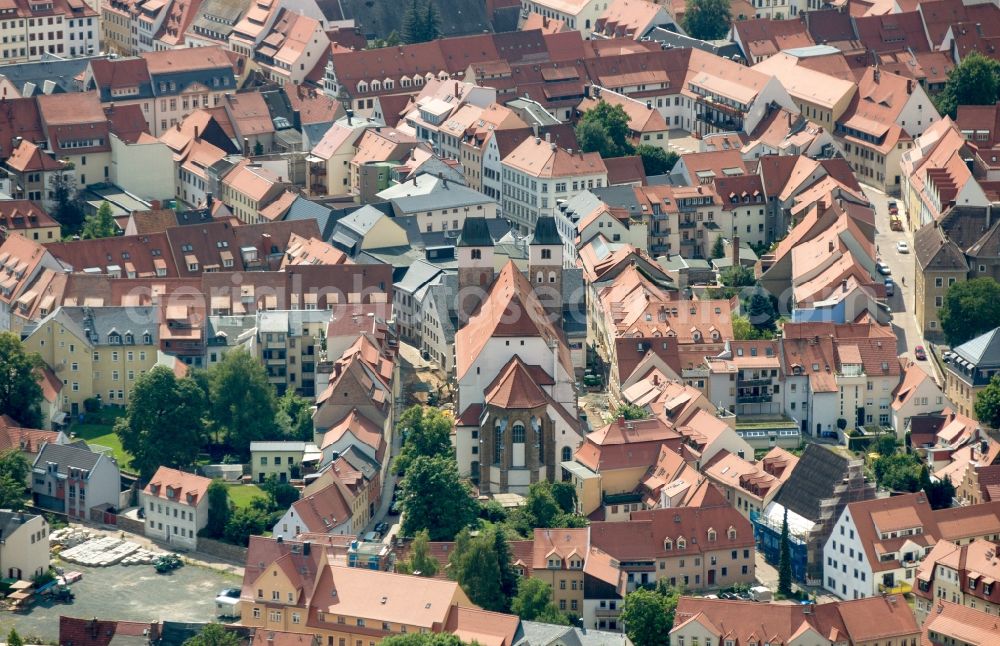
143,466 -> 212,506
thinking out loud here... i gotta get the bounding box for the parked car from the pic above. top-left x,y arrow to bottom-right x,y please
388,500 -> 401,515
896,240 -> 909,253
877,260 -> 891,275
374,521 -> 389,535
885,279 -> 894,297
889,215 -> 904,231
915,345 -> 927,361
888,200 -> 899,215
363,531 -> 381,542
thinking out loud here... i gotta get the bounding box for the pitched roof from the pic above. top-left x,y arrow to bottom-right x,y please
142,466 -> 212,507
455,261 -> 573,380
484,356 -> 551,409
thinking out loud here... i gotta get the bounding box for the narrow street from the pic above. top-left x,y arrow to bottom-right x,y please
861,185 -> 941,383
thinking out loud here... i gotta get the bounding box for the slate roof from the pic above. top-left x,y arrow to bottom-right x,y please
773,444 -> 854,522
320,0 -> 490,40
0,55 -> 106,96
457,217 -> 495,247
33,442 -> 108,475
531,216 -> 562,246
953,327 -> 1000,367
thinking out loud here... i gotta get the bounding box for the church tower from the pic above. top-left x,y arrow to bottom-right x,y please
456,216 -> 495,326
529,216 -> 563,321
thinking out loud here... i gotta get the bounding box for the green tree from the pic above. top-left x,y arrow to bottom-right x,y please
938,277 -> 1000,346
924,477 -> 956,510
209,349 -> 277,457
276,391 -> 313,441
115,366 -> 206,480
682,0 -> 732,40
182,623 -> 241,646
621,588 -> 670,646
422,0 -> 440,41
81,201 -> 117,239
381,635 -> 468,646
975,374 -> 1000,430
490,524 -> 518,600
551,481 -> 577,515
400,454 -> 477,540
395,405 -> 453,475
746,291 -> 777,330
523,481 -> 562,529
0,332 -> 44,428
873,454 -> 924,492
0,450 -> 30,510
397,529 -> 439,577
450,528 -> 507,611
934,52 -> 1000,117
512,577 -> 568,623
732,314 -> 758,341
778,507 -> 793,596
653,580 -> 683,630
615,403 -> 648,420
711,235 -> 726,259
51,171 -> 85,235
576,101 -> 634,158
875,433 -> 898,457
7,629 -> 23,646
205,479 -> 232,538
261,475 -> 300,509
636,145 -> 678,176
223,504 -> 270,546
401,0 -> 421,44
720,264 -> 756,288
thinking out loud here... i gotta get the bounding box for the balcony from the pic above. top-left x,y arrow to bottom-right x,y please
738,377 -> 773,387
878,582 -> 912,594
697,112 -> 742,131
650,244 -> 669,253
594,607 -> 621,618
679,219 -> 697,228
736,394 -> 773,404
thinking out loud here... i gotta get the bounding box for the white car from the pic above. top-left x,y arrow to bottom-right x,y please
877,261 -> 891,276
896,240 -> 909,253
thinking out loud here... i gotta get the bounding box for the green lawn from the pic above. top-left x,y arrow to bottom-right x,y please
225,483 -> 266,509
67,409 -> 132,470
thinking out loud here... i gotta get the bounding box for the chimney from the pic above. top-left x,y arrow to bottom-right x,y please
828,240 -> 834,253
907,79 -> 913,94
842,279 -> 848,292
194,125 -> 200,141
243,137 -> 250,157
618,416 -> 626,427
545,132 -> 551,143
303,541 -> 311,555
873,67 -> 880,83
646,100 -> 652,110
206,192 -> 213,210
532,123 -> 539,138
346,108 -> 353,125
732,235 -> 740,267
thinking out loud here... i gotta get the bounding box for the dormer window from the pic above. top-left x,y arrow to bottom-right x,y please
728,526 -> 737,540
143,333 -> 152,345
664,538 -> 673,550
124,333 -> 134,345
108,332 -> 121,344
707,528 -> 717,542
547,558 -> 560,569
677,537 -> 686,549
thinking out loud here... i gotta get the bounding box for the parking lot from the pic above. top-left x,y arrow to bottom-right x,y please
8,561 -> 240,642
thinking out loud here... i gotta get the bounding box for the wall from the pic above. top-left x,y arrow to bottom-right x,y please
111,134 -> 176,201
198,536 -> 249,563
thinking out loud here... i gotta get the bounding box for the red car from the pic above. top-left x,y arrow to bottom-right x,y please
914,345 -> 927,360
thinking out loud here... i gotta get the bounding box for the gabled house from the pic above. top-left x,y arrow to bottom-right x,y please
141,466 -> 212,550
31,442 -> 122,520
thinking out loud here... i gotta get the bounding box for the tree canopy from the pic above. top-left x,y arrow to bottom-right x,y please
276,391 -> 313,442
636,145 -> 678,176
397,529 -> 439,577
938,277 -> 1000,346
182,624 -> 241,646
933,52 -> 1000,117
205,480 -> 232,538
975,374 -> 1000,430
511,577 -> 570,624
576,101 -> 634,158
621,587 -> 672,646
400,0 -> 440,44
0,450 -> 31,510
81,201 -> 118,239
682,0 -> 732,41
208,349 -> 278,457
114,366 -> 206,480
381,635 -> 469,646
400,454 -> 477,540
0,332 -> 44,428
448,527 -> 508,611
778,507 -> 793,596
395,405 -> 454,475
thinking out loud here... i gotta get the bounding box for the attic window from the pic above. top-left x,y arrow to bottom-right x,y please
677,538 -> 686,549
664,538 -> 672,550
707,528 -> 717,542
